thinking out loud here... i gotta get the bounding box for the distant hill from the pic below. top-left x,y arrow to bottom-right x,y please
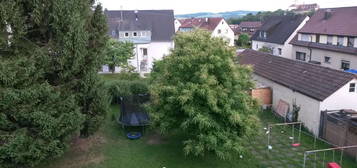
175,10 -> 260,19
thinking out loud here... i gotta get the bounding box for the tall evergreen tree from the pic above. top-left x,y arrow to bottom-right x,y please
0,0 -> 108,167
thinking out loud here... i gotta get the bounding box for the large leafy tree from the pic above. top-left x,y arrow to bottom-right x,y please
0,0 -> 108,167
149,30 -> 259,159
104,39 -> 134,73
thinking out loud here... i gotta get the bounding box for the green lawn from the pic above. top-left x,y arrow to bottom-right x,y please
38,105 -> 357,168
37,73 -> 357,168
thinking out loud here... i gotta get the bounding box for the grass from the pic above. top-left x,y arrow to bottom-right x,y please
37,73 -> 357,168
38,105 -> 357,168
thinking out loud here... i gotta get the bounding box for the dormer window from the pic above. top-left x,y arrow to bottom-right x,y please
327,35 -> 333,45
337,36 -> 344,46
301,34 -> 311,42
348,37 -> 354,47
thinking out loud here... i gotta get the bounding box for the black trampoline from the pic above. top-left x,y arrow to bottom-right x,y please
117,94 -> 150,139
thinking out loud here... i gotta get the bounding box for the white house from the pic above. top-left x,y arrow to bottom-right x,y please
251,15 -> 309,59
103,10 -> 175,74
290,7 -> 357,71
239,49 -> 357,136
176,17 -> 235,46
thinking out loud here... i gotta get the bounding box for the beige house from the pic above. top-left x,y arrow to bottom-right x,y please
238,49 -> 357,136
290,7 -> 357,71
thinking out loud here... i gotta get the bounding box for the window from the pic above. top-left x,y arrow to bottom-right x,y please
263,32 -> 267,39
316,35 -> 320,43
341,60 -> 350,70
301,34 -> 311,42
349,83 -> 356,92
218,29 -> 221,34
348,37 -> 355,47
324,56 -> 331,63
242,28 -> 247,32
142,48 -> 148,56
250,28 -> 255,32
125,32 -> 129,37
133,32 -> 137,37
337,36 -> 344,46
327,35 -> 333,45
256,44 -> 259,49
111,30 -> 116,36
141,32 -> 146,36
278,48 -> 282,55
296,52 -> 306,61
259,31 -> 263,38
225,29 -> 228,33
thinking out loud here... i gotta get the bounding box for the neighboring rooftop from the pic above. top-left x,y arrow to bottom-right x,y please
239,21 -> 262,28
298,6 -> 357,36
251,15 -> 307,44
178,17 -> 224,31
238,49 -> 356,101
289,3 -> 319,12
105,10 -> 175,41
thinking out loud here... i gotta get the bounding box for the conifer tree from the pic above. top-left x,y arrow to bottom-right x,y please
0,0 -> 108,167
150,30 -> 259,159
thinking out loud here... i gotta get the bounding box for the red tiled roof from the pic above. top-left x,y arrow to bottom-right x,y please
179,17 -> 224,31
239,21 -> 262,28
299,6 -> 357,36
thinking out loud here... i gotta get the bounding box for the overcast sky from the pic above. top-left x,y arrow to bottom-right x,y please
99,0 -> 357,14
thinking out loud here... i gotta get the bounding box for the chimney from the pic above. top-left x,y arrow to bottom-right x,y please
205,17 -> 208,22
324,9 -> 332,20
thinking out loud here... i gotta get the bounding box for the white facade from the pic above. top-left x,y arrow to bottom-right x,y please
129,42 -> 174,74
252,16 -> 309,59
211,19 -> 235,46
174,19 -> 181,32
320,79 -> 357,111
253,75 -> 357,136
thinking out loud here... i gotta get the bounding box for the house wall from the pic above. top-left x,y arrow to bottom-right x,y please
128,42 -> 173,74
320,79 -> 357,111
252,40 -> 286,58
174,19 -> 181,32
252,16 -> 309,59
292,45 -> 357,70
253,75 -> 322,135
212,19 -> 235,46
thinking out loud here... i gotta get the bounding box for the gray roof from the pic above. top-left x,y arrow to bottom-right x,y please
105,10 -> 175,42
238,49 -> 356,101
251,15 -> 307,44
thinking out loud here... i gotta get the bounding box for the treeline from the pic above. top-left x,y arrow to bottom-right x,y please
228,9 -> 314,24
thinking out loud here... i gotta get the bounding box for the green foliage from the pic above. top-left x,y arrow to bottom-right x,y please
104,39 -> 134,73
149,30 -> 260,159
228,9 -> 297,24
237,33 -> 250,47
104,79 -> 149,103
0,0 -> 109,167
258,46 -> 273,54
